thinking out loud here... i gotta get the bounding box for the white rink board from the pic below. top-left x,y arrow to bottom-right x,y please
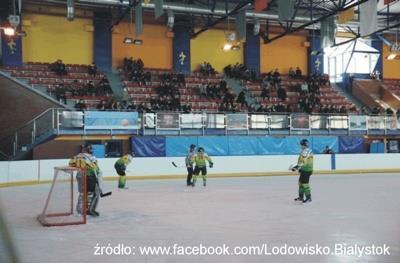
0,154 -> 399,184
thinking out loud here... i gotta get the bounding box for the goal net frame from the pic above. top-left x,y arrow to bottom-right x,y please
37,166 -> 87,227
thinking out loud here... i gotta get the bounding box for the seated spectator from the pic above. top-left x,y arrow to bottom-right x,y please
301,82 -> 309,93
288,67 -> 296,78
322,146 -> 334,154
295,67 -> 302,78
74,99 -> 87,111
260,87 -> 270,101
88,62 -> 97,76
386,108 -> 394,115
96,100 -> 108,111
277,86 -> 287,101
199,62 -> 216,76
236,91 -> 248,107
51,59 -> 67,76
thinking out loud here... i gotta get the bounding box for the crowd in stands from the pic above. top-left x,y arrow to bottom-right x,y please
50,59 -> 67,76
48,77 -> 113,104
288,67 -> 303,79
199,62 -> 216,76
369,106 -> 399,115
198,80 -> 228,99
123,57 -> 152,85
224,63 -> 257,82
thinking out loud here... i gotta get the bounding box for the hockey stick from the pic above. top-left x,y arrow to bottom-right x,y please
100,191 -> 112,198
172,161 -> 215,168
171,162 -> 187,168
96,174 -> 112,198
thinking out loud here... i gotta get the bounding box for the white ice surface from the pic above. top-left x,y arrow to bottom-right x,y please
0,173 -> 399,263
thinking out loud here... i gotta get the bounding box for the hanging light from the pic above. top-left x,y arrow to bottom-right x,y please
2,27 -> 15,36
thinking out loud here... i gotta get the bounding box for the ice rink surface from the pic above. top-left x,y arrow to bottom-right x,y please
0,173 -> 399,263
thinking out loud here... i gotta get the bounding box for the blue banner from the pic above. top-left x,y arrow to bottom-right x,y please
312,136 -> 339,154
1,33 -> 22,67
132,136 -> 166,157
228,136 -> 259,155
339,136 -> 365,153
93,12 -> 112,73
197,136 -> 229,156
173,25 -> 191,73
85,111 -> 139,129
166,137 -> 198,157
244,26 -> 260,75
308,35 -> 324,75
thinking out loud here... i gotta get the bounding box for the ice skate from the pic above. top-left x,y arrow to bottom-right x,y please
294,197 -> 304,202
303,196 -> 312,203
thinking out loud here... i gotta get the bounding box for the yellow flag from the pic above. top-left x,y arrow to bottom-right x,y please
338,8 -> 354,24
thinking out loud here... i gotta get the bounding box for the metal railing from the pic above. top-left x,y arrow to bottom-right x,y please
1,109 -> 399,160
0,108 -> 61,160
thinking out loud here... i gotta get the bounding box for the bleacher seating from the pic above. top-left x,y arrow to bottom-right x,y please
383,79 -> 400,97
122,69 -> 224,112
1,62 -> 111,109
245,75 -> 356,113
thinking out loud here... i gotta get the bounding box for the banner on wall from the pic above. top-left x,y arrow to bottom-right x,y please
250,114 -> 269,129
330,115 -> 348,129
291,114 -> 310,130
60,111 -> 84,128
145,113 -> 155,128
181,113 -> 203,129
206,114 -> 225,129
156,113 -> 180,129
310,115 -> 328,130
349,115 -> 367,130
84,111 -> 139,129
386,116 -> 399,130
367,116 -> 385,130
270,115 -> 289,129
226,114 -> 248,130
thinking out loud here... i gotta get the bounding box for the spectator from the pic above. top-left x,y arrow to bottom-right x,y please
288,67 -> 296,78
322,146 -> 334,154
277,86 -> 287,101
236,91 -> 248,107
51,59 -> 67,76
295,67 -> 302,78
88,62 -> 97,76
74,99 -> 87,111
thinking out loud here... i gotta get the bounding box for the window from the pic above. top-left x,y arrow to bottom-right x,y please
324,37 -> 380,82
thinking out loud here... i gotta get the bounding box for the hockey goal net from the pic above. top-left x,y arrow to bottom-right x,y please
37,166 -> 87,227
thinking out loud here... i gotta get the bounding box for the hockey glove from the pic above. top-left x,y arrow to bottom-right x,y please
209,163 -> 214,168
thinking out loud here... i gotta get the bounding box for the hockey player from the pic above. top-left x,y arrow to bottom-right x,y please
185,144 -> 196,186
291,139 -> 313,203
192,147 -> 214,187
114,154 -> 134,189
69,144 -> 101,216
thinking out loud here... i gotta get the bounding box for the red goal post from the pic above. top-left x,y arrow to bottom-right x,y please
37,166 -> 87,227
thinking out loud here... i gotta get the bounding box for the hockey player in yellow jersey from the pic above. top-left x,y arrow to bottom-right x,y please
114,154 -> 134,189
69,144 -> 101,216
290,139 -> 313,203
191,147 -> 214,187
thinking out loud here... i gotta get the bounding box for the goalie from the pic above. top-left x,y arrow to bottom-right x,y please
191,147 -> 214,187
114,154 -> 134,189
290,139 -> 313,203
69,144 -> 102,216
